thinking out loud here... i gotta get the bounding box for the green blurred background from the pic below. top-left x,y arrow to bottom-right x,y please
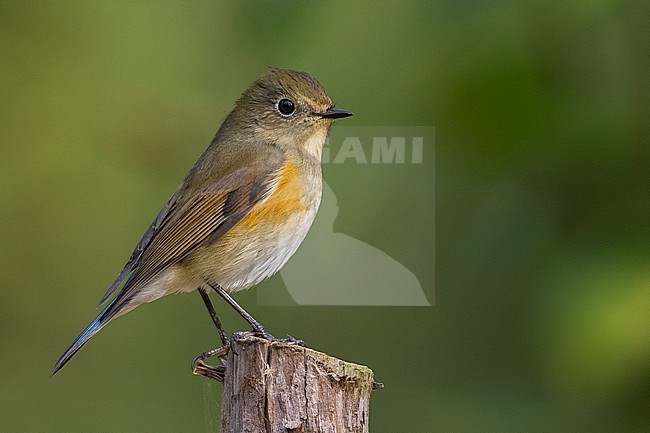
1,1 -> 649,432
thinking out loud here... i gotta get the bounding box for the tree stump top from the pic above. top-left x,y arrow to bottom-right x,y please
220,333 -> 379,433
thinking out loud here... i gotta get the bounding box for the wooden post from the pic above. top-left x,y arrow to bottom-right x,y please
212,333 -> 379,433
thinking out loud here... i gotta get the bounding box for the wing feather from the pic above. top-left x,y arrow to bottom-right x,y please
99,162 -> 281,317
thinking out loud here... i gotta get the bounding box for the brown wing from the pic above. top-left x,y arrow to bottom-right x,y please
126,179 -> 271,290
98,163 -> 281,313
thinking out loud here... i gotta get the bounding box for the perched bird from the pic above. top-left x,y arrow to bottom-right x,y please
52,69 -> 352,375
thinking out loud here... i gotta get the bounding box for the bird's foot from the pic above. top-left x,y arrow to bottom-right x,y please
277,334 -> 306,346
243,327 -> 306,347
192,344 -> 230,382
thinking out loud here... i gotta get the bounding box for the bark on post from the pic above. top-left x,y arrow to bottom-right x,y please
219,333 -> 379,433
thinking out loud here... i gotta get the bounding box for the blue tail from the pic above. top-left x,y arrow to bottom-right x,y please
52,296 -> 121,375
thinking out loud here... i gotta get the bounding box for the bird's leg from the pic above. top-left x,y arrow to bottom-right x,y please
193,288 -> 231,381
198,287 -> 229,346
207,282 -> 271,338
207,282 -> 305,346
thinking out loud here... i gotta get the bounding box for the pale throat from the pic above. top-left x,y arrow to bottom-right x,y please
301,127 -> 328,161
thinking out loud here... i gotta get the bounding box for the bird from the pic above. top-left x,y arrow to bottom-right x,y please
52,68 -> 352,375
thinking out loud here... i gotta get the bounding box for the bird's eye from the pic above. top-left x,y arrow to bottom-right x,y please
277,98 -> 295,116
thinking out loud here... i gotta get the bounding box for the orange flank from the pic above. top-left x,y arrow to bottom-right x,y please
238,161 -> 308,229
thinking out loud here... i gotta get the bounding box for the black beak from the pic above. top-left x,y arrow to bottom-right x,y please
318,107 -> 353,119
